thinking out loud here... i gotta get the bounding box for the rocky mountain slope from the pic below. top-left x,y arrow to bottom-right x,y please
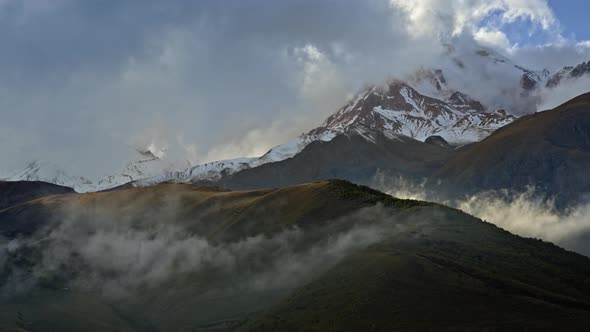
2,181 -> 590,331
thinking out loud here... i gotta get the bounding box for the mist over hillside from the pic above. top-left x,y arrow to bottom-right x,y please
3,182 -> 590,331
3,1 -> 590,331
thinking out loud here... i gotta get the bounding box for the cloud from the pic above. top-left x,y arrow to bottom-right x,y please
535,77 -> 590,111
0,0 -> 588,179
474,27 -> 512,50
0,203 -> 401,299
390,0 -> 557,39
0,0 -> 440,178
458,188 -> 590,243
510,42 -> 590,71
202,121 -> 301,162
378,176 -> 590,256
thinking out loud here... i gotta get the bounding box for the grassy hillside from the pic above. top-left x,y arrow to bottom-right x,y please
0,180 -> 424,241
1,180 -> 590,331
243,206 -> 590,331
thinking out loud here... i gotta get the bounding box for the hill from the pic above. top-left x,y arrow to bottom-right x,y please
0,181 -> 74,211
1,181 -> 590,330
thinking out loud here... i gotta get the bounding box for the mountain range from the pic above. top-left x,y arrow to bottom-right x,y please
204,91 -> 590,212
4,47 -> 589,194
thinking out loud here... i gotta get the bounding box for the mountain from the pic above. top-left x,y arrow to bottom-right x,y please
129,81 -> 514,189
309,81 -> 515,144
546,60 -> 590,88
132,132 -> 337,188
162,91 -> 590,216
2,160 -> 94,192
115,54 -> 590,192
5,49 -> 588,193
211,128 -> 451,191
439,91 -> 590,207
2,150 -> 190,193
426,46 -> 551,92
2,181 -> 590,331
0,180 -> 74,211
134,47 -> 581,189
93,149 -> 191,191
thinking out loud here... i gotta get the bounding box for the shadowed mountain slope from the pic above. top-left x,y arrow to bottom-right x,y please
1,181 -> 590,331
0,181 -> 74,211
244,206 -> 590,331
215,129 -> 452,191
439,92 -> 590,205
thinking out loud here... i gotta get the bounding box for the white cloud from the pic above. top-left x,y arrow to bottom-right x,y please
458,189 -> 590,252
536,78 -> 590,111
510,43 -> 590,72
390,0 -> 557,39
474,27 -> 512,50
202,121 -> 300,162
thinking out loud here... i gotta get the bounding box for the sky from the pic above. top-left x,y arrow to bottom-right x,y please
0,0 -> 589,178
548,0 -> 590,41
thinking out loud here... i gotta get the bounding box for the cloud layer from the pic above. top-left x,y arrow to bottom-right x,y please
0,0 -> 588,178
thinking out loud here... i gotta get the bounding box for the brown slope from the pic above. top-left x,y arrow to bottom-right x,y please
2,181 -> 590,330
0,180 -> 420,242
439,92 -> 590,205
0,180 -> 425,332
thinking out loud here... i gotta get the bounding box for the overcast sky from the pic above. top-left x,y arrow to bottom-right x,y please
1,0 -> 589,178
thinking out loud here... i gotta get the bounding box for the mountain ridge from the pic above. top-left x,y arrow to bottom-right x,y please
3,180 -> 590,331
4,51 -> 590,192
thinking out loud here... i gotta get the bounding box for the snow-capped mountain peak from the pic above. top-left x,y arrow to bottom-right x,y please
2,160 -> 94,191
2,148 -> 190,192
308,81 -> 516,144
